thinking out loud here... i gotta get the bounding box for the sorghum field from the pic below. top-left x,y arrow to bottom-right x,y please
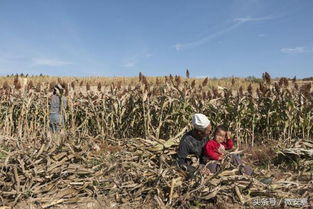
0,72 -> 312,208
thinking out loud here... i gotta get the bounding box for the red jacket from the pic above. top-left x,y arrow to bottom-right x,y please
204,138 -> 234,160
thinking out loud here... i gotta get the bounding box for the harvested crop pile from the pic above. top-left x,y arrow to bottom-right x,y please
0,135 -> 312,208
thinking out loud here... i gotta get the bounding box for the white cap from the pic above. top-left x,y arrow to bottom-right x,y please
192,113 -> 210,130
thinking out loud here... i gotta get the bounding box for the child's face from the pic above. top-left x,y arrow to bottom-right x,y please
215,130 -> 226,143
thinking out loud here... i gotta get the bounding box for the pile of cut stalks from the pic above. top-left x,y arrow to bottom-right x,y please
0,134 -> 312,208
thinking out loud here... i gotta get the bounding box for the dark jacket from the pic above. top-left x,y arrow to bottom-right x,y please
177,130 -> 209,172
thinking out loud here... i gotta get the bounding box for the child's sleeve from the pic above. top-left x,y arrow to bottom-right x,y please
205,142 -> 220,160
223,139 -> 234,150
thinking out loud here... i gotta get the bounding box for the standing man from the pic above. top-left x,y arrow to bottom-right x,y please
177,113 -> 212,172
50,84 -> 67,133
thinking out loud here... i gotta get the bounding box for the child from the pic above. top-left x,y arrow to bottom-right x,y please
204,125 -> 254,175
205,125 -> 233,161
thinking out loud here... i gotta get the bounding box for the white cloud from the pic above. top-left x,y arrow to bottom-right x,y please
173,22 -> 242,51
280,47 -> 311,54
258,34 -> 267,37
175,44 -> 183,51
32,58 -> 71,66
173,15 -> 273,51
121,51 -> 152,68
122,60 -> 137,68
233,16 -> 274,23
145,53 -> 152,58
195,75 -> 210,78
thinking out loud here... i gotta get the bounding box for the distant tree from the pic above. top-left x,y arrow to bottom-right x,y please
302,77 -> 313,81
262,72 -> 271,84
186,69 -> 190,78
246,76 -> 261,83
139,72 -> 143,82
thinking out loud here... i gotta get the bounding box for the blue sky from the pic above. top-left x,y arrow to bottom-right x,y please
0,0 -> 312,78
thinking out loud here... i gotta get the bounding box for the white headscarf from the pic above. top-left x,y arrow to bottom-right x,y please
192,113 -> 211,131
54,84 -> 64,95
